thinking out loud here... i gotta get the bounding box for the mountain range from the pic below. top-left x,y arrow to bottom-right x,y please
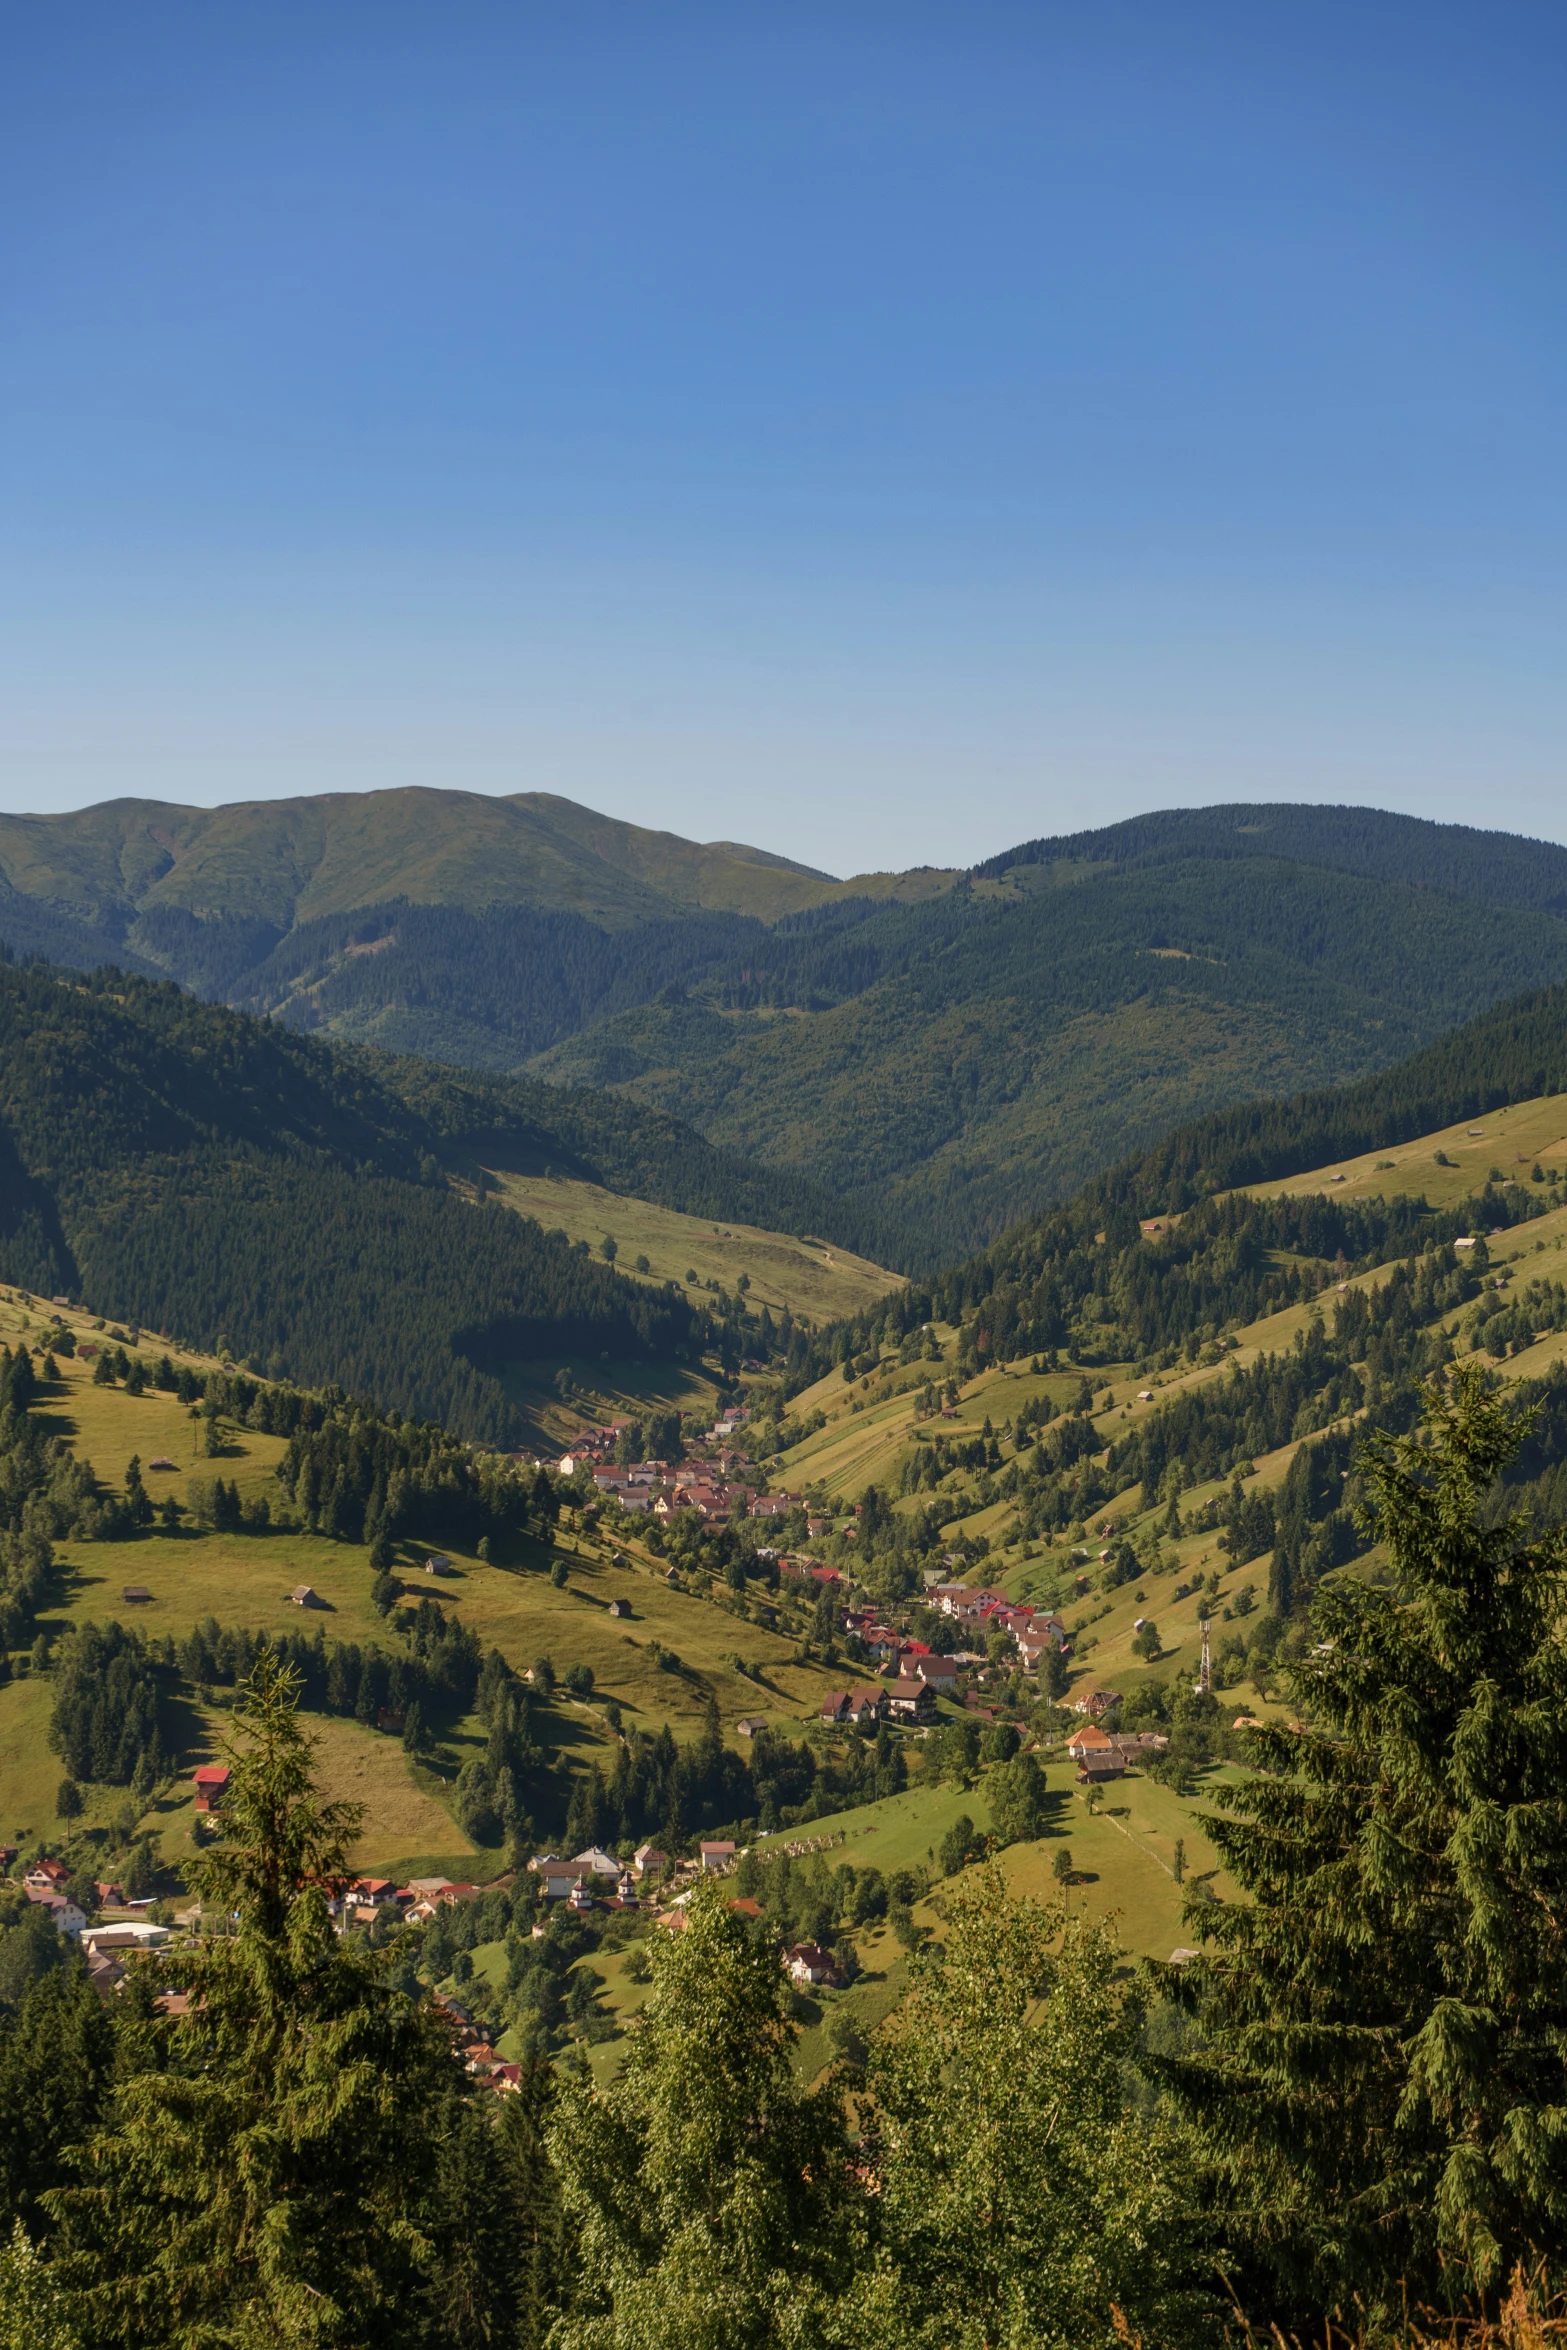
5,792 -> 1567,1267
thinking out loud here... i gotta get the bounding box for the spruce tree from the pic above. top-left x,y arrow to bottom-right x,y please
1157,1366 -> 1567,2316
0,1967 -> 115,2242
419,2083 -> 563,2349
51,1646 -> 467,2343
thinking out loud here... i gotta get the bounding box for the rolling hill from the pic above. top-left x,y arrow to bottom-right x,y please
531,849 -> 1567,1260
7,792 -> 1567,1265
0,961 -> 897,1442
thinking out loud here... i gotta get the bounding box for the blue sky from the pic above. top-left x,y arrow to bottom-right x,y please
1,1 -> 1563,874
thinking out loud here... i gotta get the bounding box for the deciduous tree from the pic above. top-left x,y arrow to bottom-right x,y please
851,1864 -> 1206,2347
547,1881 -> 862,2349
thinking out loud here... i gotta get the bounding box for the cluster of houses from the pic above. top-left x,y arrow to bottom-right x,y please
1064,1723 -> 1170,1782
809,1585 -> 1070,1724
572,1450 -> 752,1523
321,1872 -> 507,1928
8,1857 -> 173,1999
431,1994 -> 529,2094
15,1853 -> 88,1936
522,1837 -> 746,1915
923,1582 -> 1071,1674
819,1657 -> 948,1727
554,1405 -> 842,1533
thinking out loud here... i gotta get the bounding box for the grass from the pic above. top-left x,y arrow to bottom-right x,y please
1237,1092 -> 1567,1213
0,1292 -> 859,1876
778,1333 -> 1129,1504
0,1675 -> 71,1850
782,1775 -> 994,1878
999,1757 -> 1237,1960
488,1168 -> 901,1327
808,1756 -> 1236,1963
503,1755 -> 1244,2088
133,1701 -> 479,1875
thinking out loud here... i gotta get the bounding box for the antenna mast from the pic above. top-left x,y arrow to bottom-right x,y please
1196,1616 -> 1211,1697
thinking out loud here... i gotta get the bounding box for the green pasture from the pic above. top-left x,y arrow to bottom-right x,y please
489,1167 -> 900,1327
1238,1092 -> 1567,1214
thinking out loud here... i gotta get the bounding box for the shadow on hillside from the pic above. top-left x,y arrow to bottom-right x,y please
159,1682 -> 217,1775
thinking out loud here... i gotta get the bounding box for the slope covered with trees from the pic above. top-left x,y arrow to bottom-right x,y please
532,852 -> 1567,1262
7,795 -> 1567,1266
0,964 -> 775,1443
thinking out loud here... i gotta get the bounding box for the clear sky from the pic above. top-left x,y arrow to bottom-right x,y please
1,1 -> 1563,876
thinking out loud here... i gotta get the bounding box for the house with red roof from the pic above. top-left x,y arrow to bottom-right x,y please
785,1942 -> 844,1987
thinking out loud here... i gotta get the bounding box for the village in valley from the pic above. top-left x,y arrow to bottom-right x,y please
7,1090 -> 1567,2093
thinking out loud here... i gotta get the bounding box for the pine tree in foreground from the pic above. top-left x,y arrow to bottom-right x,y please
51,1647 -> 469,2347
1155,1365 -> 1567,2323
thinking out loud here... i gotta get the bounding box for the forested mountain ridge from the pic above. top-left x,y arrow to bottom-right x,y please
0,962 -> 874,1442
532,851 -> 1567,1261
8,792 -> 1567,1265
0,786 -> 936,956
1080,975 -> 1567,1223
831,977 -> 1567,1374
972,799 -> 1567,912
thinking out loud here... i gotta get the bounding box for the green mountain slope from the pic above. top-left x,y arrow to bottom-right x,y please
1078,976 -> 1567,1220
972,799 -> 1567,912
533,855 -> 1567,1262
0,787 -> 854,938
0,963 -> 879,1442
881,977 -> 1567,1383
7,792 -> 1567,1270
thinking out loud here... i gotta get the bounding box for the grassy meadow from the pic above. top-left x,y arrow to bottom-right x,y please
0,1290 -> 857,1874
488,1165 -> 901,1326
1237,1090 -> 1567,1211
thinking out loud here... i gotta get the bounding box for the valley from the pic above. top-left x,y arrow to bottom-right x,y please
11,1058 -> 1566,1960
5,801 -> 1567,2343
